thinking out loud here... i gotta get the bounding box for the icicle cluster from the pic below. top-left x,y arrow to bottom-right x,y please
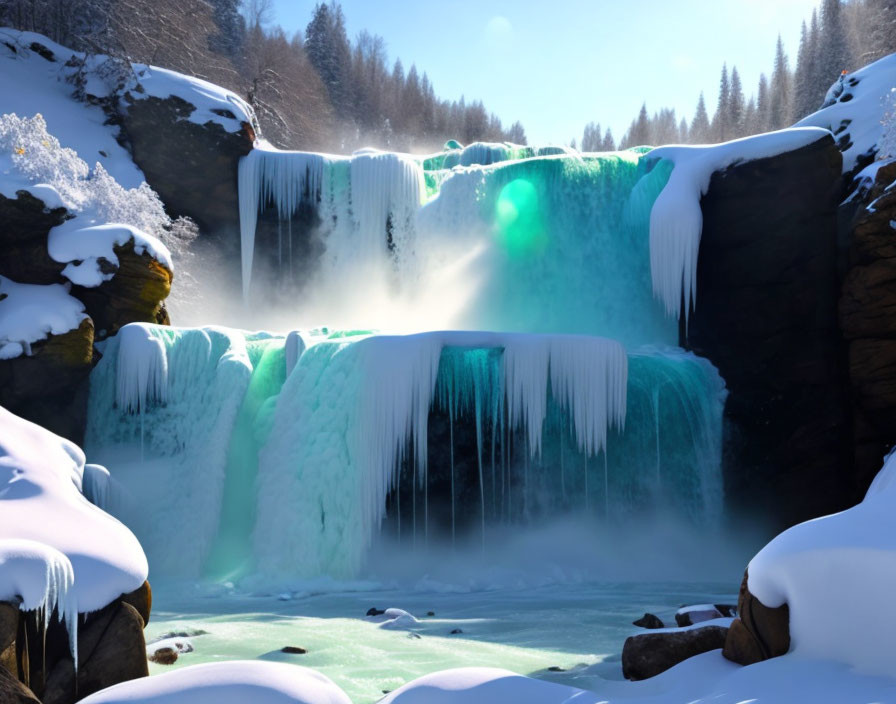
116,323 -> 168,413
237,147 -> 425,300
0,539 -> 79,665
352,331 -> 628,548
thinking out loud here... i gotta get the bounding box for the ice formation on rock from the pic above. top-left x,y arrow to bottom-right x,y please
645,127 -> 830,318
116,323 -> 169,414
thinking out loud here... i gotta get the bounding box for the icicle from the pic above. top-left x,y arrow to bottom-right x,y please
116,323 -> 167,415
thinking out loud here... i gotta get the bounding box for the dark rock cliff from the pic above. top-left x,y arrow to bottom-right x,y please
682,135 -> 850,529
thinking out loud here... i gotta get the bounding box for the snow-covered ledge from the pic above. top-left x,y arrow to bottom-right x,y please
646,127 -> 831,318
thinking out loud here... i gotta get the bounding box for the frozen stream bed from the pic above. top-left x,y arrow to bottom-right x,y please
144,581 -> 734,703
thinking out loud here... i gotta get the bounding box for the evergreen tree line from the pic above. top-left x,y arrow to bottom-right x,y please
0,0 -> 526,152
585,0 -> 896,151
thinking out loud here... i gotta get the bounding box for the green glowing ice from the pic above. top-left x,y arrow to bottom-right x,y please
494,177 -> 546,256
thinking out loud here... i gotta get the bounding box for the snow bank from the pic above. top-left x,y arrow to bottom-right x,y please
0,275 -> 86,356
0,406 -> 148,615
49,222 -> 172,287
645,127 -> 830,317
130,64 -> 255,133
747,449 -> 896,676
380,667 -> 600,704
79,661 -> 351,704
797,53 -> 896,172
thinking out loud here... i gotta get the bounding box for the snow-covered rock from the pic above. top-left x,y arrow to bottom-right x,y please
0,275 -> 86,356
0,406 -> 148,615
747,449 -> 896,675
367,607 -> 420,630
78,661 -> 352,704
48,222 -> 172,288
646,127 -> 831,317
797,53 -> 896,174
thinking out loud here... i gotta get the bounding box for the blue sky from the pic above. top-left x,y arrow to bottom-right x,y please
270,0 -> 822,145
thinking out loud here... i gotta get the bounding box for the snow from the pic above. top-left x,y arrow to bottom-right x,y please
459,142 -> 513,167
646,127 -> 831,318
79,661 -> 351,704
0,275 -> 86,356
285,330 -> 308,377
49,222 -> 172,288
747,449 -> 896,676
130,64 -> 255,133
797,53 -> 896,172
0,28 -> 145,189
82,463 -> 113,511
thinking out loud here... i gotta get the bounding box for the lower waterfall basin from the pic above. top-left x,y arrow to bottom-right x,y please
144,580 -> 735,703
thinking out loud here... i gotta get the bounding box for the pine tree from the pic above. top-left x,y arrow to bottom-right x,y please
305,2 -> 353,118
678,117 -> 689,143
743,96 -> 757,135
507,121 -> 527,145
602,128 -> 616,151
820,0 -> 850,87
756,73 -> 771,132
712,63 -> 731,141
769,36 -> 793,129
582,122 -> 603,151
208,0 -> 245,56
690,92 -> 711,143
729,66 -> 745,136
629,103 -> 651,146
794,20 -> 813,118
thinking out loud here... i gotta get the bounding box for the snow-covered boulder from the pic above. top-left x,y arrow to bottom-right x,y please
737,450 -> 896,676
622,621 -> 730,680
78,661 -> 352,704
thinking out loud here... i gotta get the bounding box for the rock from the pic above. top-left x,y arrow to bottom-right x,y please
547,666 -> 566,672
119,94 -> 254,240
449,629 -> 463,635
120,580 -> 152,626
723,570 -> 790,666
633,613 -> 665,629
366,607 -> 385,617
674,604 -> 734,627
280,646 -> 307,654
0,191 -> 69,285
685,134 -> 849,528
0,665 -> 40,703
426,611 -> 435,617
72,242 -> 172,341
147,647 -> 177,665
0,316 -> 95,443
40,601 -> 149,704
622,625 -> 729,680
0,602 -> 18,654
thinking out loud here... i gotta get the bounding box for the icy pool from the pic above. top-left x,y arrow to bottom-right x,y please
145,581 -> 735,703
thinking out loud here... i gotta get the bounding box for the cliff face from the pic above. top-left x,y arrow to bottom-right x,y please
839,160 -> 896,496
683,136 -> 850,528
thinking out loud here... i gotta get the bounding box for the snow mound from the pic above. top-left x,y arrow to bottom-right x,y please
0,406 -> 148,615
379,667 -> 599,704
747,449 -> 896,676
797,53 -> 896,173
0,275 -> 86,357
78,661 -> 351,704
645,127 -> 830,318
49,222 -> 172,288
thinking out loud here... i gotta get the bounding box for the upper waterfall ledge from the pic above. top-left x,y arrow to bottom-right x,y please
646,127 -> 831,319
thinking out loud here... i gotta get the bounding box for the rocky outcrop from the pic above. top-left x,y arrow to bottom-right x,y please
839,160 -> 896,494
119,94 -> 255,241
0,317 -> 95,443
632,613 -> 665,629
0,192 -> 172,442
0,665 -> 40,704
684,135 -> 850,528
723,570 -> 790,666
622,624 -> 728,680
8,582 -> 153,703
